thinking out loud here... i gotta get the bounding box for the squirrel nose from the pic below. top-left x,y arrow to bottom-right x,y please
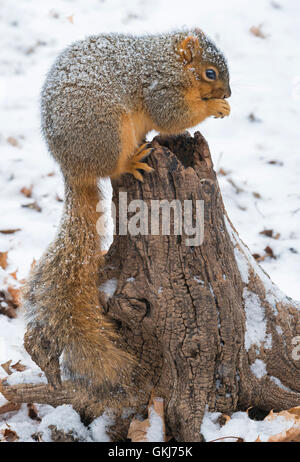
223,85 -> 231,99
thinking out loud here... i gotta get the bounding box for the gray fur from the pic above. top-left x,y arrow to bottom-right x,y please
41,29 -> 229,177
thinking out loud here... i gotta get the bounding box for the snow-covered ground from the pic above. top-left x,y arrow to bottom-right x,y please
0,0 -> 299,442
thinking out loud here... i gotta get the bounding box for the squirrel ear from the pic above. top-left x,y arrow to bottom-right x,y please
177,35 -> 200,63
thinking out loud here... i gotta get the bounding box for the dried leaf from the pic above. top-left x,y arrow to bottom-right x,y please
0,251 -> 8,270
265,246 -> 276,259
253,253 -> 265,262
21,201 -> 42,212
1,360 -> 12,375
1,428 -> 19,442
250,25 -> 267,39
218,168 -> 228,176
6,137 -> 19,148
11,360 -> 27,372
0,229 -> 21,234
66,15 -> 74,24
0,303 -> 17,318
260,229 -> 280,240
127,418 -> 150,442
268,159 -> 284,166
27,403 -> 41,421
128,396 -> 166,442
7,286 -> 21,307
217,413 -> 231,427
262,407 -> 300,442
20,185 -> 33,198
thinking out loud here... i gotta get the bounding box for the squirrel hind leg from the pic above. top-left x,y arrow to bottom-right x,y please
110,112 -> 153,181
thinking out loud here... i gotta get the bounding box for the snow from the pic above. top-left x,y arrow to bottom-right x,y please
250,358 -> 267,379
201,408 -> 296,442
146,403 -> 165,443
243,288 -> 268,351
233,247 -> 249,283
89,413 -> 114,443
37,405 -> 91,442
1,0 -> 300,443
270,376 -> 293,393
99,278 -> 118,299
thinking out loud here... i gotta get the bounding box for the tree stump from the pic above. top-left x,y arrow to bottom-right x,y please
1,132 -> 300,442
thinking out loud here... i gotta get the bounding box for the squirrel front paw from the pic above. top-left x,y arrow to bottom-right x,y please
206,99 -> 231,119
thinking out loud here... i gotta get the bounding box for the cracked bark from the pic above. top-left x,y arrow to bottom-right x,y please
1,132 -> 300,442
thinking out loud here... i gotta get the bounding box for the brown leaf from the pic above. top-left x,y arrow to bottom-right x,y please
261,407 -> 300,442
66,15 -> 74,24
252,253 -> 265,262
21,201 -> 42,212
268,159 -> 284,166
7,286 -> 21,307
0,251 -> 8,270
1,360 -> 12,375
0,304 -> 17,318
27,403 -> 41,421
10,270 -> 18,280
250,25 -> 267,39
20,185 -> 33,198
0,402 -> 21,414
127,418 -> 150,442
11,360 -> 27,372
260,229 -> 281,240
1,428 -> 19,442
218,413 -> 231,427
260,229 -> 274,238
128,396 -> 166,442
0,295 -> 17,317
265,246 -> 276,259
6,137 -> 19,148
8,285 -> 21,305
0,229 -> 21,234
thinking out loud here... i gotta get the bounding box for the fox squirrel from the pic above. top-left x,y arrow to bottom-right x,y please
23,29 -> 231,392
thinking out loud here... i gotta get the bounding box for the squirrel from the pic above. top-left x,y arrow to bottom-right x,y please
23,28 -> 231,393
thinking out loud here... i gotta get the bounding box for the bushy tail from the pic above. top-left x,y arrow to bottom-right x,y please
24,174 -> 135,392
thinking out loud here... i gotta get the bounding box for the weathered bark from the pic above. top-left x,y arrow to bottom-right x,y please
1,132 -> 300,442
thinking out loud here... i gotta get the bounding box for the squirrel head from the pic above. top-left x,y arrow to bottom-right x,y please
177,30 -> 231,100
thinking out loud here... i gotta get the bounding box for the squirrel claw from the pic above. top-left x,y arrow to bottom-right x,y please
127,144 -> 154,182
130,162 -> 154,182
133,170 -> 144,182
134,146 -> 154,162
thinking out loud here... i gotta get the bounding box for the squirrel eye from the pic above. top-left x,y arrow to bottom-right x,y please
205,69 -> 217,80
